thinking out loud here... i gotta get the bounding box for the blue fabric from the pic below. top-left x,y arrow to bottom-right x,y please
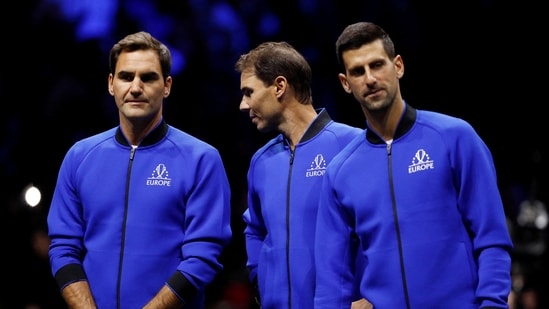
314,105 -> 513,308
243,109 -> 364,309
48,122 -> 232,308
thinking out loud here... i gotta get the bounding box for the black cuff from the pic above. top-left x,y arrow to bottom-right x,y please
54,263 -> 87,290
166,271 -> 198,302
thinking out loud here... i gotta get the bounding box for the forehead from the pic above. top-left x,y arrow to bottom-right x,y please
240,70 -> 265,88
342,39 -> 387,66
115,49 -> 161,73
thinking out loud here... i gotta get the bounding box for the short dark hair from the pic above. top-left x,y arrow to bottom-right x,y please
235,41 -> 313,105
109,31 -> 172,80
335,22 -> 395,71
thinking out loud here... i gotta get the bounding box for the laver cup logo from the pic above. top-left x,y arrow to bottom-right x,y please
306,154 -> 327,177
408,149 -> 434,174
147,163 -> 172,186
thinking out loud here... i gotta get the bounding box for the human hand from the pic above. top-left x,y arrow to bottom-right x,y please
351,298 -> 373,309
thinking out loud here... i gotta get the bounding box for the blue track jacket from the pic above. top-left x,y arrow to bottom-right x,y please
314,104 -> 513,308
243,108 -> 363,309
48,120 -> 232,308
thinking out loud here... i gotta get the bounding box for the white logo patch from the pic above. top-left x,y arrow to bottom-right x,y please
306,154 -> 327,177
408,149 -> 434,174
147,163 -> 172,186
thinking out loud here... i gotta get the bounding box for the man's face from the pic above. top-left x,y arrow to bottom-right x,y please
239,70 -> 281,133
108,49 -> 171,122
338,39 -> 403,114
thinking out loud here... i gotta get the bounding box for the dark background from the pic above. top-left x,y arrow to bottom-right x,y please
1,1 -> 547,308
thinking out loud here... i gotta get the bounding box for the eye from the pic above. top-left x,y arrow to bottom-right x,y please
371,60 -> 385,70
242,88 -> 252,97
349,66 -> 365,77
118,72 -> 134,81
140,72 -> 161,83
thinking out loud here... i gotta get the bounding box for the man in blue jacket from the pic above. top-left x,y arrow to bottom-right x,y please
47,31 -> 232,308
314,21 -> 513,309
234,41 -> 366,309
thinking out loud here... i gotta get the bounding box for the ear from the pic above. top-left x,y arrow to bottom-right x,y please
394,55 -> 404,79
107,74 -> 114,96
163,76 -> 173,97
274,76 -> 287,97
338,73 -> 352,93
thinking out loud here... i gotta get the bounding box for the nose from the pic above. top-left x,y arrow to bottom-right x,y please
130,78 -> 143,94
364,68 -> 377,84
239,98 -> 250,111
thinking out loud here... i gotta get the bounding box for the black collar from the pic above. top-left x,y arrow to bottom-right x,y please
115,119 -> 169,147
365,104 -> 416,144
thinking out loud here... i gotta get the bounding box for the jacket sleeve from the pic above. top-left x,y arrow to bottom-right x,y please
242,165 -> 266,284
452,122 -> 513,308
314,167 -> 357,309
168,147 -> 232,301
48,146 -> 89,290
